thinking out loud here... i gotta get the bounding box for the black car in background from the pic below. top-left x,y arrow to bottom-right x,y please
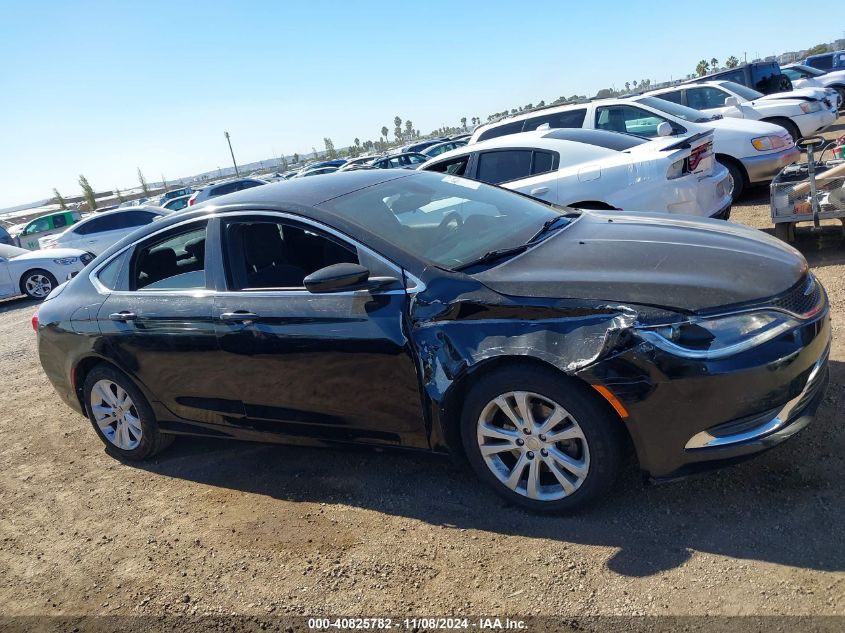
35,171 -> 830,512
688,61 -> 792,95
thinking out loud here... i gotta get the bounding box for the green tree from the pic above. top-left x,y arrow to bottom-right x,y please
78,174 -> 97,212
381,126 -> 389,141
114,187 -> 125,204
354,137 -> 360,148
323,137 -> 337,159
710,57 -> 719,70
312,146 -> 319,159
460,116 -> 467,130
725,55 -> 739,68
696,59 -> 710,76
137,167 -> 150,197
52,188 -> 67,210
161,174 -> 168,192
624,81 -> 630,92
293,152 -> 300,165
806,44 -> 829,56
404,120 -> 413,137
393,116 -> 402,141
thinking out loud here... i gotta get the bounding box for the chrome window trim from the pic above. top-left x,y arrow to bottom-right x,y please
88,210 -> 424,297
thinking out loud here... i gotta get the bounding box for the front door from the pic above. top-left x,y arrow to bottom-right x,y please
211,213 -> 427,448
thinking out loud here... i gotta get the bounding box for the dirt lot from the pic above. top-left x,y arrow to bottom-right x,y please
1,124 -> 844,630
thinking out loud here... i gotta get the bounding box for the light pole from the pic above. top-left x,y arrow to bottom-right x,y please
224,131 -> 239,177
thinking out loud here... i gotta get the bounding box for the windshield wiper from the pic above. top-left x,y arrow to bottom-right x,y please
528,215 -> 570,243
455,245 -> 529,271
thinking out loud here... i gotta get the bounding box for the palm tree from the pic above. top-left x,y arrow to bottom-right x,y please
710,58 -> 719,72
460,117 -> 467,130
695,59 -> 710,77
381,126 -> 388,141
624,82 -> 630,93
726,55 -> 739,69
52,188 -> 67,210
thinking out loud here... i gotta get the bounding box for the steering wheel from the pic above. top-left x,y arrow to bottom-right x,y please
438,211 -> 463,235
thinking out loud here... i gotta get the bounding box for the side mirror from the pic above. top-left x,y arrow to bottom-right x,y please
656,122 -> 674,137
304,263 -> 398,293
724,96 -> 740,107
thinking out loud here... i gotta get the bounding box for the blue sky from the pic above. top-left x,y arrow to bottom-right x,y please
0,0 -> 838,207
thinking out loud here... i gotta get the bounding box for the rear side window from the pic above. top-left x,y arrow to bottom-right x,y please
522,109 -> 587,132
132,224 -> 207,291
531,151 -> 555,175
238,180 -> 264,191
424,156 -> 468,176
476,120 -> 525,142
750,63 -> 782,92
97,251 -> 128,290
211,182 -> 239,196
476,150 -> 532,184
595,105 -> 669,137
655,90 -> 683,105
53,214 -> 68,229
78,211 -> 156,235
686,87 -> 729,110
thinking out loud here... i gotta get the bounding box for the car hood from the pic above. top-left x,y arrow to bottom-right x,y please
707,116 -> 788,136
473,211 -> 807,312
755,88 -> 827,103
10,247 -> 87,261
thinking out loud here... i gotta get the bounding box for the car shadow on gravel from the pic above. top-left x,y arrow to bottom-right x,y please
126,360 -> 845,579
0,296 -> 37,315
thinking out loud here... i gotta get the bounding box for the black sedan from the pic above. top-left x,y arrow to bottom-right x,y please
35,170 -> 830,512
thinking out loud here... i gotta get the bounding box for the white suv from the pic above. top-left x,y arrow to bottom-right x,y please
648,81 -> 838,141
469,96 -> 799,199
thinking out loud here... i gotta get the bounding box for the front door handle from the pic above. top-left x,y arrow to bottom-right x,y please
109,311 -> 136,321
220,311 -> 259,322
530,187 -> 549,195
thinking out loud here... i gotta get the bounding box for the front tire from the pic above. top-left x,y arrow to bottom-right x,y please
83,364 -> 174,460
460,366 -> 624,513
20,269 -> 57,300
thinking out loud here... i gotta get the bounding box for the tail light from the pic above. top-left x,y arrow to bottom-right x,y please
188,196 -> 196,206
31,312 -> 39,332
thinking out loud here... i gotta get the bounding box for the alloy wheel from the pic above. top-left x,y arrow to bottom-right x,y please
89,379 -> 142,450
476,391 -> 590,501
25,274 -> 52,298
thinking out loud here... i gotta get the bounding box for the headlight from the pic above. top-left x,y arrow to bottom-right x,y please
799,101 -> 822,114
751,135 -> 789,151
638,310 -> 800,359
52,257 -> 79,265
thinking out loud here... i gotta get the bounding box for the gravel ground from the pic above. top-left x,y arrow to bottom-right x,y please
1,122 -> 844,630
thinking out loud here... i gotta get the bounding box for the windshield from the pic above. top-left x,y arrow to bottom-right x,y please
321,171 -> 566,269
634,96 -> 710,123
719,81 -> 763,101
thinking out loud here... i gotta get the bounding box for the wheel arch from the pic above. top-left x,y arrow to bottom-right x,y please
760,116 -> 799,140
436,355 -> 631,460
715,153 -> 748,184
569,200 -> 618,211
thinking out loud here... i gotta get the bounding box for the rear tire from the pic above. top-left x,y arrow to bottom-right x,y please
460,366 -> 624,513
20,269 -> 57,300
717,158 -> 745,201
82,364 -> 174,461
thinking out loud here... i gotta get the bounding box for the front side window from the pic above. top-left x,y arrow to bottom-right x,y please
132,224 -> 207,290
476,150 -> 532,184
24,217 -> 50,235
686,87 -> 730,110
223,219 -> 358,290
321,171 -> 564,269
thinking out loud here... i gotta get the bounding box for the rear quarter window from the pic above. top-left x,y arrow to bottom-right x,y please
522,109 -> 587,131
476,120 -> 525,142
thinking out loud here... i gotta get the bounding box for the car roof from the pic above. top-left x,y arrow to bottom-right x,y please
74,205 -> 164,225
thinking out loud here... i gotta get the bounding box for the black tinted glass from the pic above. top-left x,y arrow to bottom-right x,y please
476,150 -> 532,184
531,151 -> 554,175
522,109 -> 587,131
476,120 -> 525,142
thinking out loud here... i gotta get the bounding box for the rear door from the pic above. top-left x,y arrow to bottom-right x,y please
210,212 -> 427,448
96,218 -> 225,423
685,86 -> 736,119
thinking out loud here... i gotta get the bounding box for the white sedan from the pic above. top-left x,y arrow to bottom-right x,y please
40,206 -> 168,255
420,128 -> 732,219
649,80 -> 838,141
782,64 -> 845,110
0,243 -> 93,300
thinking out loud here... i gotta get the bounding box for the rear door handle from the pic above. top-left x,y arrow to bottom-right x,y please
530,187 -> 549,195
109,311 -> 136,321
220,311 -> 259,322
